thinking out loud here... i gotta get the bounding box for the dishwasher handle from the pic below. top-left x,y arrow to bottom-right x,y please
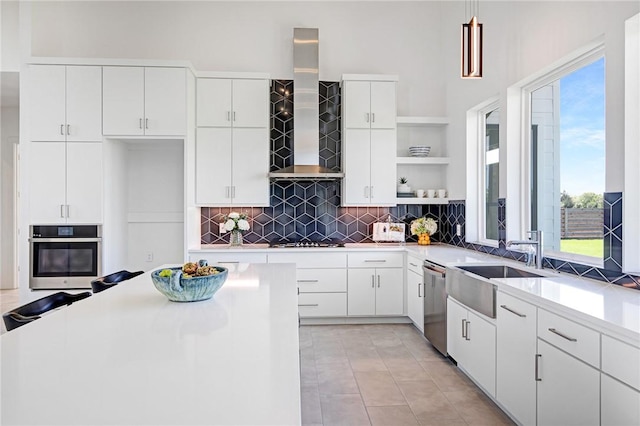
423,262 -> 446,278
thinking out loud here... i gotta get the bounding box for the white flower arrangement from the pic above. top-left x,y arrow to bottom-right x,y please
410,217 -> 438,236
222,212 -> 250,233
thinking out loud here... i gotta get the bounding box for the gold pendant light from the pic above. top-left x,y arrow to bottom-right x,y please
462,0 -> 483,78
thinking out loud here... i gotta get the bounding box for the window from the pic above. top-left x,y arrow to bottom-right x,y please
483,108 -> 500,241
528,56 -> 605,262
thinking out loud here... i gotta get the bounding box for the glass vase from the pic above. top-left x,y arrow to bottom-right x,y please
229,230 -> 243,246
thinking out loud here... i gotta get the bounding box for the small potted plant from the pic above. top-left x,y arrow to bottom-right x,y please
398,177 -> 411,193
410,216 -> 438,245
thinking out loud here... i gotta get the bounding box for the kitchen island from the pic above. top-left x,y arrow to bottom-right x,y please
1,263 -> 301,425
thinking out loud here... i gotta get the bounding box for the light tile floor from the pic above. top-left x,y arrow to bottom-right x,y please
0,288 -> 21,334
299,324 -> 514,426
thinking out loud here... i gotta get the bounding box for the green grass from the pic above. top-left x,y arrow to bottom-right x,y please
560,239 -> 603,259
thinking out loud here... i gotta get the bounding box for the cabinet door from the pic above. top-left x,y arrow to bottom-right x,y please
342,129 -> 371,205
29,65 -> 66,142
343,81 -> 371,129
29,142 -> 66,224
65,66 -> 102,142
195,128 -> 232,205
197,78 -> 232,127
103,67 -> 144,136
375,268 -> 404,315
464,310 -> 496,397
370,129 -> 397,205
66,142 -> 103,223
446,298 -> 468,363
407,270 -> 424,331
232,79 -> 269,128
347,268 -> 376,316
231,128 -> 269,206
370,81 -> 396,129
537,339 -> 600,426
496,293 -> 537,426
601,374 -> 640,426
144,67 -> 186,136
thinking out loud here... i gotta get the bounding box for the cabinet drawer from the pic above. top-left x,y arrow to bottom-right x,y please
406,256 -> 423,275
537,309 -> 600,368
189,252 -> 267,264
348,252 -> 403,268
497,292 -> 537,321
298,293 -> 347,317
268,252 -> 347,268
602,335 -> 640,390
297,269 -> 347,293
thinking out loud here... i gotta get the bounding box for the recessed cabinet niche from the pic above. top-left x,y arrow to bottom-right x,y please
195,76 -> 270,206
102,66 -> 186,136
341,75 -> 398,206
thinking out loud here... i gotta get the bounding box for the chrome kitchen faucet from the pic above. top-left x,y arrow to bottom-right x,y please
507,230 -> 544,269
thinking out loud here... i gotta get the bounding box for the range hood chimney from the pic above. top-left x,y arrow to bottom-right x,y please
268,28 -> 344,181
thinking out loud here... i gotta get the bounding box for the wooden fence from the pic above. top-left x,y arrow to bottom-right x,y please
560,208 -> 603,239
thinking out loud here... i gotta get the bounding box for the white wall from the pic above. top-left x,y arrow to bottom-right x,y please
441,1 -> 638,199
1,1 -> 20,72
0,106 -> 18,289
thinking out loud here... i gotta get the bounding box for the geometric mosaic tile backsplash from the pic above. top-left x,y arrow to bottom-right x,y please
201,80 -> 639,290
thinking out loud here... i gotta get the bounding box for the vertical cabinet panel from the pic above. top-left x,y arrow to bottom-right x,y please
144,67 -> 186,136
465,310 -> 496,397
195,128 -> 232,204
370,129 -> 397,205
342,129 -> 371,205
347,269 -> 376,316
601,374 -> 640,426
29,65 -> 66,142
197,79 -> 232,127
343,81 -> 371,129
446,298 -> 468,363
103,66 -> 145,136
231,128 -> 269,205
29,142 -> 67,224
66,142 -> 103,223
537,339 -> 600,426
374,268 -> 404,315
232,79 -> 269,128
65,66 -> 103,142
370,81 -> 397,129
406,268 -> 423,331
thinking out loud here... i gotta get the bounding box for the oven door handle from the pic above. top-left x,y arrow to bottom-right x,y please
30,238 -> 102,243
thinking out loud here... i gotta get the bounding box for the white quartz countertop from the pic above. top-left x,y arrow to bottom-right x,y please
1,263 -> 301,426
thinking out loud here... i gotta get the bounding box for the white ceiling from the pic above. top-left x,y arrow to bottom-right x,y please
1,72 -> 19,108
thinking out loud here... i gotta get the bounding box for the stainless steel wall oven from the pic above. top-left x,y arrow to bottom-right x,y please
29,225 -> 102,290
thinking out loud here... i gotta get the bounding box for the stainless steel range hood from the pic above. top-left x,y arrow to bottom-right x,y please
268,28 -> 344,181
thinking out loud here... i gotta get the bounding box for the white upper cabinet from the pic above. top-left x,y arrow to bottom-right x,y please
197,78 -> 269,128
103,66 -> 186,136
195,77 -> 270,206
342,76 -> 398,206
29,65 -> 102,142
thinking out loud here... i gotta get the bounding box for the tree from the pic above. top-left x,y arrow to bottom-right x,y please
560,190 -> 575,208
575,192 -> 603,208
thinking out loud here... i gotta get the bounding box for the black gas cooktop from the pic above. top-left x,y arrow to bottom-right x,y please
268,238 -> 345,248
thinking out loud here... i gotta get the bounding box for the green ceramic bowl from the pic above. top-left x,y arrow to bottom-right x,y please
151,266 -> 228,302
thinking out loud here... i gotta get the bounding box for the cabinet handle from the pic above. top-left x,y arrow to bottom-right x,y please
227,111 -> 230,121
365,112 -> 370,123
371,275 -> 375,288
461,319 -> 466,338
377,275 -> 380,288
231,186 -> 236,198
66,205 -> 70,218
233,111 -> 236,121
297,279 -> 319,283
535,354 -> 542,381
364,186 -> 369,198
60,124 -> 64,135
548,328 -> 577,342
372,112 -> 376,123
60,204 -> 65,218
66,124 -> 70,135
139,118 -> 143,129
298,304 -> 319,307
370,186 -> 374,198
409,262 -> 418,267
465,320 -> 470,340
145,118 -> 149,129
418,282 -> 422,297
225,187 -> 230,198
364,259 -> 386,263
500,304 -> 526,318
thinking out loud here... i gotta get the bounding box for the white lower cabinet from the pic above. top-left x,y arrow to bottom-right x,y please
537,338 -> 600,425
601,374 -> 640,426
188,252 -> 267,265
347,252 -> 404,316
447,297 -> 496,397
406,255 -> 424,331
496,292 -> 537,425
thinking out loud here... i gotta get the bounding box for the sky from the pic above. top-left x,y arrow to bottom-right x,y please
559,57 -> 606,197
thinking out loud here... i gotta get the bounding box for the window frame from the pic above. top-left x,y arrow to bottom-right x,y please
510,41 -> 605,267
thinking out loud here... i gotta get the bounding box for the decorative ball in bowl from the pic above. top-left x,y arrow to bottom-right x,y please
151,261 -> 228,302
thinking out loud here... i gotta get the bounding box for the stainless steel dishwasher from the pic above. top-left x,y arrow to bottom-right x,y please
423,260 -> 447,356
